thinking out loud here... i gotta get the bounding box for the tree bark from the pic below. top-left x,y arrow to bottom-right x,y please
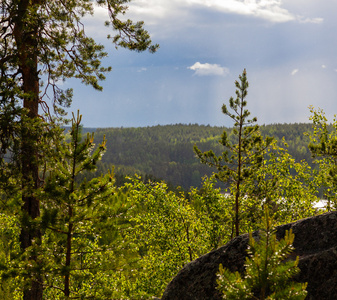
14,1 -> 43,299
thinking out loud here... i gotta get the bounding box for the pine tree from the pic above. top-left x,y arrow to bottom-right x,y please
194,69 -> 273,237
40,111 -> 115,298
0,1 -> 157,298
217,209 -> 307,300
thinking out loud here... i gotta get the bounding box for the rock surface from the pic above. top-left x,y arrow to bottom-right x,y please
161,211 -> 337,300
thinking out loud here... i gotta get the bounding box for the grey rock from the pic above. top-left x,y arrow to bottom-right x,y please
162,211 -> 337,300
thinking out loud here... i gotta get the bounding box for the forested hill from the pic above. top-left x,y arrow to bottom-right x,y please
90,123 -> 314,189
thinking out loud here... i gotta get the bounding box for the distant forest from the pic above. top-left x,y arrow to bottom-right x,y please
82,123 -> 315,190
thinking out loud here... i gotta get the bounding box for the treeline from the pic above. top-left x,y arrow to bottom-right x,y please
90,123 -> 314,189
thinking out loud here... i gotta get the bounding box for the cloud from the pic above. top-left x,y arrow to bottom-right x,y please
188,62 -> 229,76
128,0 -> 322,24
127,0 -> 186,22
298,16 -> 324,24
188,0 -> 295,23
291,69 -> 299,76
137,67 -> 148,72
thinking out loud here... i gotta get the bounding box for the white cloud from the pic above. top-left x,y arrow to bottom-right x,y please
188,62 -> 229,76
291,69 -> 299,75
298,16 -> 324,24
188,0 -> 295,23
127,0 -> 186,22
128,0 -> 322,24
137,67 -> 147,72
321,65 -> 326,69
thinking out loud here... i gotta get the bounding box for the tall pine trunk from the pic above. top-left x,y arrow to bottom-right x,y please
14,0 -> 43,298
234,90 -> 244,238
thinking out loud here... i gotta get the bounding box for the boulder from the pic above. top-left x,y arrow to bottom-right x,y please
161,211 -> 337,300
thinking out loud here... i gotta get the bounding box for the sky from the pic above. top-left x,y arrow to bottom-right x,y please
64,0 -> 337,128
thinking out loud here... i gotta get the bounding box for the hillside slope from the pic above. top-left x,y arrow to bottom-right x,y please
90,123 -> 313,189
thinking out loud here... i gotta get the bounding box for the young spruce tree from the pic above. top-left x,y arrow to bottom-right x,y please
194,70 -> 273,237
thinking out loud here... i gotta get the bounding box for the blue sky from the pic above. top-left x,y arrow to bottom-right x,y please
65,0 -> 337,128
